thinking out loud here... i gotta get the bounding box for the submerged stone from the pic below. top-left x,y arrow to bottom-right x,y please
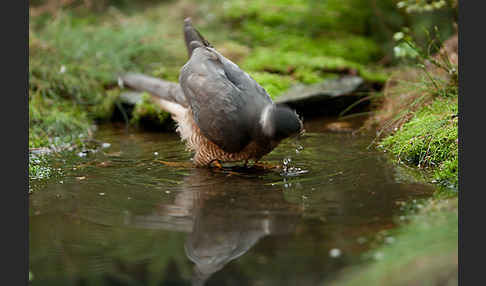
274,75 -> 368,116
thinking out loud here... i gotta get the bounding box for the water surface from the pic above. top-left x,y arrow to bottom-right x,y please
29,118 -> 435,286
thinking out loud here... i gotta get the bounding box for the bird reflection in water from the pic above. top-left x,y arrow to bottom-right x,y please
132,168 -> 301,285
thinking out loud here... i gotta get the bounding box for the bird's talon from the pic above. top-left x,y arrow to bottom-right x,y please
156,160 -> 194,168
210,160 -> 224,169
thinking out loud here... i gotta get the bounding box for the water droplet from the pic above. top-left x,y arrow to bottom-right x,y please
295,145 -> 304,154
280,157 -> 308,177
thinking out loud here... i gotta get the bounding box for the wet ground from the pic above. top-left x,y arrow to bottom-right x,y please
29,117 -> 435,286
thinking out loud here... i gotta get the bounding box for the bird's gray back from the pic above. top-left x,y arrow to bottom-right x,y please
179,47 -> 273,153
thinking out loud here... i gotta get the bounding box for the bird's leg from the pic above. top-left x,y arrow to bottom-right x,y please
253,159 -> 262,168
208,160 -> 243,176
209,159 -> 224,169
156,160 -> 194,168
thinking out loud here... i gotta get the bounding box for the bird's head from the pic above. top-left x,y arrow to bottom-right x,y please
260,104 -> 303,141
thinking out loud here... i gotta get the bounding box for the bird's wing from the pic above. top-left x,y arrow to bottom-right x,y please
180,47 -> 272,153
182,18 -> 272,104
213,48 -> 273,104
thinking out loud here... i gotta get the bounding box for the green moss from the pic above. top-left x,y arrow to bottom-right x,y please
29,155 -> 52,181
334,198 -> 458,286
29,9 -> 177,150
221,0 -> 392,65
215,0 -> 391,88
247,72 -> 295,98
29,91 -> 91,186
222,0 -> 376,37
242,32 -> 381,64
151,66 -> 181,83
92,88 -> 121,121
435,155 -> 458,192
242,48 -> 387,84
359,67 -> 390,84
379,98 -> 458,191
29,150 -> 65,193
29,92 -> 92,149
130,93 -> 171,128
30,12 -> 167,105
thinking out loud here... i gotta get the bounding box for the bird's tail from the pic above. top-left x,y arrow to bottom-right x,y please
118,73 -> 188,119
119,73 -> 187,107
183,17 -> 212,58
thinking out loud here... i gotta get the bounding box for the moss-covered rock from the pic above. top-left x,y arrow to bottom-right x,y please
379,98 -> 458,191
130,93 -> 172,130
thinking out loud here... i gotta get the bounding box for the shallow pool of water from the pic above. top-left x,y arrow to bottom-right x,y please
29,118 -> 435,286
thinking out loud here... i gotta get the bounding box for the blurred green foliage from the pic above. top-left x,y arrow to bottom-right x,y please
397,0 -> 457,13
29,10 -> 169,153
29,12 -> 166,103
